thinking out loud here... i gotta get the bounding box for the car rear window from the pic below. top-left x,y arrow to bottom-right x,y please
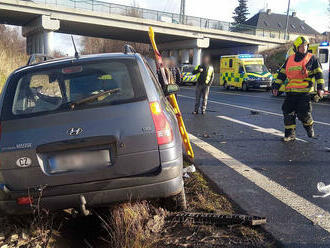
3,59 -> 146,120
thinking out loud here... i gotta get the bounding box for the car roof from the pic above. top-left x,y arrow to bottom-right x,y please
14,53 -> 138,74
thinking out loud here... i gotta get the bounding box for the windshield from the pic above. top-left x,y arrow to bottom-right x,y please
8,59 -> 145,117
182,66 -> 194,73
244,64 -> 269,74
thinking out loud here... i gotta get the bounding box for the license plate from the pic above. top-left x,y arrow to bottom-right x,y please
47,150 -> 111,174
259,85 -> 268,88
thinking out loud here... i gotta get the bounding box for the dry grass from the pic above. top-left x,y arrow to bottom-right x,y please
97,201 -> 166,248
0,26 -> 27,91
0,43 -> 27,90
184,168 -> 234,214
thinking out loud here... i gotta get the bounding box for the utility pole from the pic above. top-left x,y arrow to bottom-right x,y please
180,0 -> 186,24
284,0 -> 291,40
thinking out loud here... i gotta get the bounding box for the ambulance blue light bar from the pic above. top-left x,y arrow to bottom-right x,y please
320,42 -> 329,47
238,54 -> 263,58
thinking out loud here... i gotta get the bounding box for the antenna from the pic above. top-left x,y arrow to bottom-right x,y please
71,35 -> 79,59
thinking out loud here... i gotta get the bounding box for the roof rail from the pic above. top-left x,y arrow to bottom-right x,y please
27,54 -> 54,66
123,44 -> 137,54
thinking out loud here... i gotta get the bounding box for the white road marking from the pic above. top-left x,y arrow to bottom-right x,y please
182,86 -> 330,106
189,133 -> 330,233
182,86 -> 282,101
217,115 -> 307,143
178,94 -> 330,127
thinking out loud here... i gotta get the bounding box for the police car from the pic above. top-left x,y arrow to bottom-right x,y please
180,64 -> 198,85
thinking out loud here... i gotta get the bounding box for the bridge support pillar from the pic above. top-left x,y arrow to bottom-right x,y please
170,50 -> 179,60
22,15 -> 60,55
193,48 -> 202,66
181,49 -> 190,64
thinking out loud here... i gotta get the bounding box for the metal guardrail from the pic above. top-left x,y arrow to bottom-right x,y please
32,0 -> 288,39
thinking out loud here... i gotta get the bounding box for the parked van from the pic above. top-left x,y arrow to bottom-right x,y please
220,54 -> 273,91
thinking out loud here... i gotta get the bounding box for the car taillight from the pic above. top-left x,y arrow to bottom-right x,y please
16,196 -> 33,205
149,101 -> 173,145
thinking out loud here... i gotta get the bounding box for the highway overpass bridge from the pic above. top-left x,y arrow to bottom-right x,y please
0,0 -> 287,64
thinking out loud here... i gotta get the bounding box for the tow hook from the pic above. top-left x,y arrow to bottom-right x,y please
79,195 -> 90,216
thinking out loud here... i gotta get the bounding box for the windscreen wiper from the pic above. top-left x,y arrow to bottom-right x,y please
69,88 -> 120,110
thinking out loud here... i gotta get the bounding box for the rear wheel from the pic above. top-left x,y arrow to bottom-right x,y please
162,188 -> 187,211
242,82 -> 249,91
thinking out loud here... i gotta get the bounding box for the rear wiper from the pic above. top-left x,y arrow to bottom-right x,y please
69,88 -> 120,110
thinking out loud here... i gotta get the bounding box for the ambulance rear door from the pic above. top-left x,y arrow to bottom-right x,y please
318,43 -> 329,91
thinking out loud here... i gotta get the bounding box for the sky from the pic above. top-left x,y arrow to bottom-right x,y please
54,0 -> 330,54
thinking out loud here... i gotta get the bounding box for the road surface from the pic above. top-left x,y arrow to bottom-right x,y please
178,86 -> 330,248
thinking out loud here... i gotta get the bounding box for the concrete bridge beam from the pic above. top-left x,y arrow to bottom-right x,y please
22,15 -> 60,55
158,38 -> 210,51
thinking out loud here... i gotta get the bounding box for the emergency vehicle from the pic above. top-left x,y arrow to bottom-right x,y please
220,54 -> 273,91
274,42 -> 329,96
180,64 -> 198,85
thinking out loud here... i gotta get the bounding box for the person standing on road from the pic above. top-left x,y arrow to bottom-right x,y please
192,54 -> 214,115
272,36 -> 324,142
157,57 -> 175,88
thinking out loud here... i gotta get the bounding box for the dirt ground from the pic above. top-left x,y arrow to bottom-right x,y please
0,165 -> 278,248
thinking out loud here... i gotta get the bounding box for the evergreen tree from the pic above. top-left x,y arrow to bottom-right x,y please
232,0 -> 249,25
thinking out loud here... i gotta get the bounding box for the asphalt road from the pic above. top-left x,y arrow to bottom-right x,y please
177,86 -> 330,248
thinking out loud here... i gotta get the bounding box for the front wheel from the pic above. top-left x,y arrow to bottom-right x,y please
272,90 -> 283,97
242,82 -> 249,91
223,81 -> 230,90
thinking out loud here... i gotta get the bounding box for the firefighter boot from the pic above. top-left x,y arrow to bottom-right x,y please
282,129 -> 296,142
304,125 -> 315,138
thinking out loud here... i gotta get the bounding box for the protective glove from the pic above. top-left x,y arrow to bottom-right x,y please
317,90 -> 324,98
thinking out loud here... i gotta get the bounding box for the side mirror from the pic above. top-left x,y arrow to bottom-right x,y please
164,84 -> 180,96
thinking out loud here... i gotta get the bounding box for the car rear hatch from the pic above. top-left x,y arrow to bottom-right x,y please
0,57 -> 160,194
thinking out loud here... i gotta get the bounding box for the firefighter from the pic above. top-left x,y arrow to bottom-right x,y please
272,36 -> 325,142
192,54 -> 214,115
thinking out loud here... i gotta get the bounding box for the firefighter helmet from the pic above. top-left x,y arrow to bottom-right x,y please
293,36 -> 310,52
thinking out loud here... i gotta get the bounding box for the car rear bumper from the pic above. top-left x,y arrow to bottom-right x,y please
0,157 -> 183,215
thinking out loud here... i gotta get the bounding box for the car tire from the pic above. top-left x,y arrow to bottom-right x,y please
162,188 -> 187,211
272,90 -> 283,97
242,82 -> 249,91
174,188 -> 187,211
224,81 -> 229,90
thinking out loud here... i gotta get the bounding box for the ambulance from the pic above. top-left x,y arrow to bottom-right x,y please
220,54 -> 273,91
274,41 -> 329,96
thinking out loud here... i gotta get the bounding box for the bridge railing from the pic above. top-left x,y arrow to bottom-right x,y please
33,0 -> 287,39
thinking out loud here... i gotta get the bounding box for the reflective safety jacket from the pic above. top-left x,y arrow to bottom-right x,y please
193,64 -> 214,86
274,52 -> 324,93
